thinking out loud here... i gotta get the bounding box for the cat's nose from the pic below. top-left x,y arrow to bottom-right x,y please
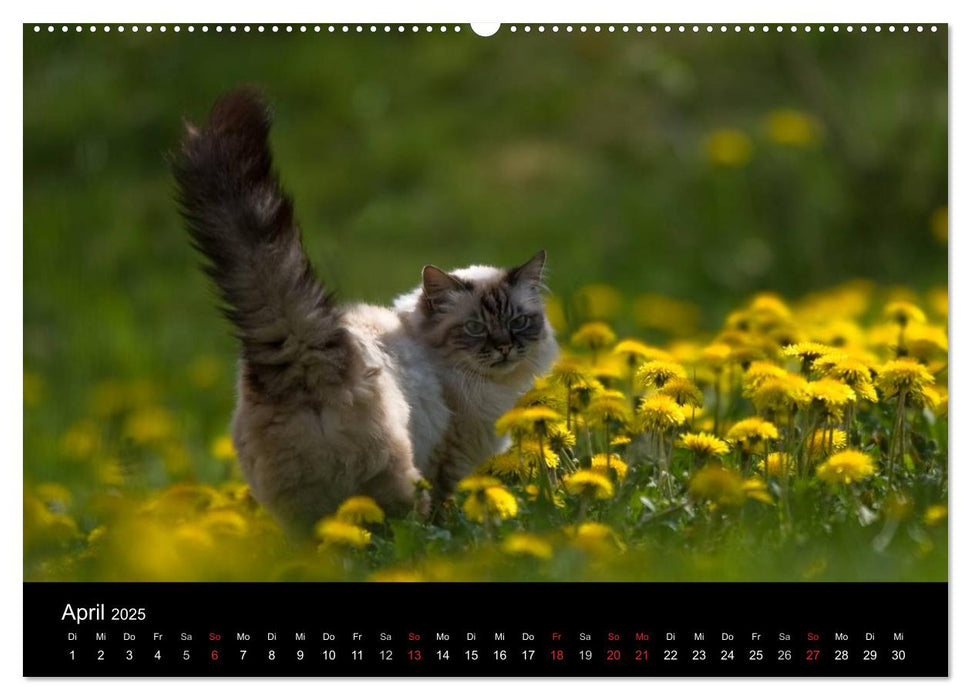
497,344 -> 512,357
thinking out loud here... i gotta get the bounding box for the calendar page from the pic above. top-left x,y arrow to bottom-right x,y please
23,21 -> 948,678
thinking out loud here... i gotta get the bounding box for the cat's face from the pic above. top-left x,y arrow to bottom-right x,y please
420,251 -> 551,377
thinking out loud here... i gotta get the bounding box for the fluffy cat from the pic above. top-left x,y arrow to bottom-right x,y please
173,90 -> 558,535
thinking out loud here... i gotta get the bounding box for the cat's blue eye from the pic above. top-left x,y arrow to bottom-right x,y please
464,320 -> 486,335
509,315 -> 529,331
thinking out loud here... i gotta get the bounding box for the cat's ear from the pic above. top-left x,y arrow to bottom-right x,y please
421,265 -> 468,312
507,250 -> 546,288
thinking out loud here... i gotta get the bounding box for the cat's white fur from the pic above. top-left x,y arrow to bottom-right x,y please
233,265 -> 557,533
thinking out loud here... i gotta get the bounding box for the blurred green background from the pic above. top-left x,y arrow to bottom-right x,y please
24,26 -> 947,491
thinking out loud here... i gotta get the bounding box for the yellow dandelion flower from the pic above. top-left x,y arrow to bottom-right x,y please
143,483 -> 225,520
200,509 -> 249,538
924,504 -> 948,526
210,435 -> 236,461
570,322 -> 617,352
546,422 -> 577,451
636,360 -> 687,389
568,522 -> 624,555
549,357 -> 591,388
743,478 -> 774,505
688,465 -> 746,507
590,453 -> 629,481
123,406 -> 176,445
814,354 -> 877,402
495,405 -> 562,437
907,384 -> 941,410
611,434 -> 632,447
877,358 -> 935,399
87,525 -> 107,546
221,482 -> 252,503
477,453 -> 529,478
574,284 -> 624,320
591,355 -> 627,384
336,496 -> 385,525
679,432 -> 731,458
927,286 -> 947,318
807,378 -> 856,410
24,493 -> 81,549
903,323 -> 948,361
805,428 -> 847,461
462,486 -> 518,523
725,417 -> 779,444
701,342 -> 733,368
810,319 -> 865,348
637,394 -> 686,432
783,342 -> 835,363
724,339 -> 769,366
457,475 -> 503,493
884,301 -> 926,327
87,379 -> 135,416
517,378 -> 567,413
749,292 -> 794,320
94,458 -> 125,487
563,470 -> 615,499
524,484 -> 565,507
35,483 -> 73,509
705,128 -> 752,167
758,452 -> 795,477
613,339 -> 671,364
173,523 -> 215,551
501,533 -> 553,560
749,375 -> 810,414
659,377 -> 703,407
585,389 -> 632,428
743,361 -> 788,390
815,449 -> 876,485
315,517 -> 372,548
521,439 -> 560,469
59,420 -> 101,461
764,109 -> 821,146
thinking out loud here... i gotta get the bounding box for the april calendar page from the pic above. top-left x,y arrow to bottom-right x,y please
19,7 -> 951,684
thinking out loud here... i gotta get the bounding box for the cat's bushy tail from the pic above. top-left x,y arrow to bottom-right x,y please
174,89 -> 350,398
